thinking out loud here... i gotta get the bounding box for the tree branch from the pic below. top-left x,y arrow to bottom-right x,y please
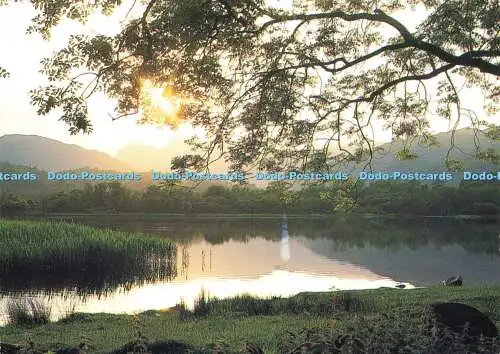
255,42 -> 410,76
107,109 -> 139,121
255,9 -> 499,76
413,41 -> 500,76
140,0 -> 158,66
316,63 -> 456,119
259,9 -> 413,41
364,63 -> 455,102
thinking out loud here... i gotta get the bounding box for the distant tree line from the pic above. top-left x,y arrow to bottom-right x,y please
0,180 -> 498,217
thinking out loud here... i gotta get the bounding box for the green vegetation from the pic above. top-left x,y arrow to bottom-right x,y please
183,289 -> 376,318
1,178 -> 499,217
0,220 -> 176,293
5,298 -> 51,326
0,194 -> 30,216
0,286 -> 497,353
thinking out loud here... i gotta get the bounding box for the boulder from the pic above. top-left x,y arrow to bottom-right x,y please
0,343 -> 21,354
428,302 -> 498,339
110,340 -> 193,354
55,348 -> 80,354
442,275 -> 463,286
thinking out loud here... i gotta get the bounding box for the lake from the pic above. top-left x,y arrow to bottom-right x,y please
1,215 -> 499,324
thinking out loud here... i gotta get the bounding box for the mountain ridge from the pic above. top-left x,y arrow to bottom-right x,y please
0,134 -> 132,172
0,128 -> 498,173
340,128 -> 498,173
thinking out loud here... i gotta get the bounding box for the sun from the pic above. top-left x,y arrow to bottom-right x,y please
140,79 -> 183,126
144,84 -> 180,116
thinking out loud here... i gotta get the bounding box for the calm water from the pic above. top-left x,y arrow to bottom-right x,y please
1,216 -> 499,324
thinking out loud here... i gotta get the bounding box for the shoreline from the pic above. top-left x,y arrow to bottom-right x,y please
0,285 -> 498,353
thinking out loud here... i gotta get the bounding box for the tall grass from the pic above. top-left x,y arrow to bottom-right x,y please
180,290 -> 374,318
5,297 -> 51,326
0,220 -> 177,294
193,288 -> 211,317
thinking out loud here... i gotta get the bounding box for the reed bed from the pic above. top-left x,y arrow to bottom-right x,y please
182,290 -> 375,318
0,220 -> 177,293
5,297 -> 51,326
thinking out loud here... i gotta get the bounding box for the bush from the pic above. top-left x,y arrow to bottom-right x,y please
0,195 -> 28,217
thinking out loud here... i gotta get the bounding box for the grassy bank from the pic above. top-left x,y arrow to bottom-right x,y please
0,286 -> 498,353
0,220 -> 176,292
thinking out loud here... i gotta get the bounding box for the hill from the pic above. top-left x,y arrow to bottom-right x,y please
0,128 -> 496,196
0,134 -> 132,172
341,128 -> 498,173
0,162 -> 148,198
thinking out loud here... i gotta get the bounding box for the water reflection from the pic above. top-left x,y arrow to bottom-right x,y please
0,249 -> 177,297
280,215 -> 290,262
0,235 -> 409,325
303,240 -> 500,286
56,215 -> 499,257
1,215 -> 498,325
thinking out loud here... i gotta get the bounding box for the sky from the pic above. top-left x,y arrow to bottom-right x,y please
0,0 -> 494,158
0,1 -> 197,156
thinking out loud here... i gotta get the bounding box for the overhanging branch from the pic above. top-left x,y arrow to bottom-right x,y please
316,63 -> 456,118
267,42 -> 410,75
256,9 -> 499,76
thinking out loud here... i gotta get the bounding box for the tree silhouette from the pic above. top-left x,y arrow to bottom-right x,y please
0,0 -> 498,170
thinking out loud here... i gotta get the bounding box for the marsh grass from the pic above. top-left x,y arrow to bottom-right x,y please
176,298 -> 190,321
5,297 -> 51,326
193,288 -> 211,317
0,220 -> 176,293
330,290 -> 375,313
181,289 -> 373,318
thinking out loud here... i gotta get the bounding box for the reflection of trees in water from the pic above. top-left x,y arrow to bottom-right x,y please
124,217 -> 498,255
7,216 -> 495,298
202,249 -> 205,272
291,219 -> 499,255
201,248 -> 213,273
55,215 -> 499,255
180,244 -> 190,280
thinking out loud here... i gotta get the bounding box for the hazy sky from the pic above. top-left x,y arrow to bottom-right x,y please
0,1 -> 493,157
0,1 -> 197,156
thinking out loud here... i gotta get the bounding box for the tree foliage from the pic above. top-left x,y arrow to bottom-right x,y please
9,179 -> 499,216
1,0 -> 499,170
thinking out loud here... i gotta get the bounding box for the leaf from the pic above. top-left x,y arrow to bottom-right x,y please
0,66 -> 9,78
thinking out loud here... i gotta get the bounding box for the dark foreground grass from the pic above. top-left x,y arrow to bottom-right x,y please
0,220 -> 176,292
0,285 -> 498,353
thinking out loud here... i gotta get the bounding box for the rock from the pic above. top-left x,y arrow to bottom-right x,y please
0,343 -> 21,354
242,340 -> 264,353
442,275 -> 463,286
110,340 -> 193,354
428,302 -> 498,339
55,348 -> 80,354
